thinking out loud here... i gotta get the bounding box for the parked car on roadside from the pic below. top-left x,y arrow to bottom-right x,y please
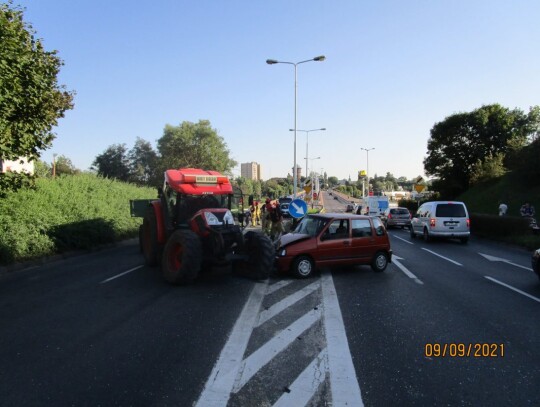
275,213 -> 392,278
410,201 -> 470,244
381,207 -> 412,229
532,248 -> 540,281
278,197 -> 293,218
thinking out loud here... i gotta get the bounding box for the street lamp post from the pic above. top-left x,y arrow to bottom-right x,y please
290,128 -> 325,183
266,55 -> 326,197
304,156 -> 321,206
360,147 -> 375,197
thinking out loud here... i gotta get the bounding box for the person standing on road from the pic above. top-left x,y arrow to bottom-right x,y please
498,201 -> 508,216
262,198 -> 272,235
270,201 -> 284,241
520,202 -> 535,218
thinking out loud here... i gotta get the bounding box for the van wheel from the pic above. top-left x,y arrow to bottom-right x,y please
410,227 -> 416,239
423,228 -> 431,242
371,252 -> 388,272
292,255 -> 315,278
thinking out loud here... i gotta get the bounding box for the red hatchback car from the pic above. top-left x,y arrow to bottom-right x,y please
276,213 -> 392,278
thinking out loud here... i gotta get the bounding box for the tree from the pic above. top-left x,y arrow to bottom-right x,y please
327,176 -> 338,187
424,104 -> 539,197
469,153 -> 506,184
128,137 -> 158,185
92,144 -> 130,181
54,154 -> 79,176
34,159 -> 51,178
0,3 -> 74,193
157,120 -> 237,174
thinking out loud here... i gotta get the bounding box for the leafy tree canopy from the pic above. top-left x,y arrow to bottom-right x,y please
157,120 -> 237,174
0,2 -> 74,192
424,104 -> 540,197
92,144 -> 130,182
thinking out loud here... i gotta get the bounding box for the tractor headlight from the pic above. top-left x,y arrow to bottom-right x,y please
204,212 -> 222,226
223,210 -> 234,225
279,248 -> 287,257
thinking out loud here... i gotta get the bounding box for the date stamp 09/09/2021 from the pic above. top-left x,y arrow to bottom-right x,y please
424,343 -> 505,358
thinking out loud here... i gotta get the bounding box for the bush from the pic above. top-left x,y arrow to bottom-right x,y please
470,213 -> 531,237
0,173 -> 156,265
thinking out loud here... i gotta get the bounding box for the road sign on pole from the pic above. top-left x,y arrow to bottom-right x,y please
289,199 -> 308,218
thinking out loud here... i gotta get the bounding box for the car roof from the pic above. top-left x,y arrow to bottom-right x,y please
309,213 -> 371,220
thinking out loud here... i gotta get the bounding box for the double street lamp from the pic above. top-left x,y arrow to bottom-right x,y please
266,55 -> 326,196
290,128 -> 325,182
361,147 -> 375,197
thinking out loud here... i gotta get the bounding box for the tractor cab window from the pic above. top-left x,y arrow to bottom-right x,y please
176,194 -> 229,224
163,184 -> 177,220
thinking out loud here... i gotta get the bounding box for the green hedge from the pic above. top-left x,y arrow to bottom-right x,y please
470,214 -> 531,237
0,173 -> 156,265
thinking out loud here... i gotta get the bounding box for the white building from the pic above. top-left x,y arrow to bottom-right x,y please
241,162 -> 262,181
0,157 -> 34,175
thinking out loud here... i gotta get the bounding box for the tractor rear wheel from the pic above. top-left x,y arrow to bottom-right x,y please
142,207 -> 161,266
162,229 -> 202,285
235,231 -> 274,280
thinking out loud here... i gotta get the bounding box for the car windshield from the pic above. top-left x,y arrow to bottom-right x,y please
391,208 -> 410,215
293,216 -> 329,237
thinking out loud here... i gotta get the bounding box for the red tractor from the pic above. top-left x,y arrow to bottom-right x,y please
131,168 -> 274,284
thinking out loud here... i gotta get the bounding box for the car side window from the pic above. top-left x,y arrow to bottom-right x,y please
352,219 -> 372,237
324,219 -> 349,239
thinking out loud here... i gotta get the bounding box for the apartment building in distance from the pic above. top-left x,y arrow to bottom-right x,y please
241,162 -> 262,181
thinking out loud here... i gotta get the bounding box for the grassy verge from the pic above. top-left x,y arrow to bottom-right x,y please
0,173 -> 156,265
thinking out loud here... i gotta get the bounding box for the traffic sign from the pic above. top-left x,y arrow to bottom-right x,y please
289,199 -> 308,218
414,184 -> 425,193
312,192 -> 318,200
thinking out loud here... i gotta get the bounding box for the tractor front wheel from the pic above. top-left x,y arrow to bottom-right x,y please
162,230 -> 202,285
235,232 -> 274,280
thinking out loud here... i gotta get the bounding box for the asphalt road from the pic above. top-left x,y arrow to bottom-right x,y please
1,192 -> 539,406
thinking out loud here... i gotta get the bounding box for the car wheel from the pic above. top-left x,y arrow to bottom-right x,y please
423,228 -> 431,242
292,255 -> 315,278
410,226 -> 416,239
371,252 -> 388,272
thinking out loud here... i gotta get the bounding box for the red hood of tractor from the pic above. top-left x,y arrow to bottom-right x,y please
165,168 -> 233,195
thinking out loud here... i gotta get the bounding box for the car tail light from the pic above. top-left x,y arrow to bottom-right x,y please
430,218 -> 436,227
467,219 -> 470,228
388,213 -> 392,219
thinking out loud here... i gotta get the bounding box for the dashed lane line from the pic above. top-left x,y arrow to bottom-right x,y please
421,248 -> 463,266
485,276 -> 540,304
99,265 -> 144,284
392,256 -> 424,285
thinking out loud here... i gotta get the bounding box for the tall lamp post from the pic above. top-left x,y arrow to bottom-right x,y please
361,147 -> 375,197
304,156 -> 321,206
266,55 -> 326,196
290,128 -> 325,183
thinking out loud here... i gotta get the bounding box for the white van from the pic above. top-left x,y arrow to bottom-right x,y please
410,201 -> 470,244
362,196 -> 389,216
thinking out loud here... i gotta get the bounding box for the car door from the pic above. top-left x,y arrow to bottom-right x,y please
350,218 -> 378,261
317,219 -> 352,265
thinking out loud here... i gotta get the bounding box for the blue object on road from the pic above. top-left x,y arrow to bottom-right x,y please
289,199 -> 308,218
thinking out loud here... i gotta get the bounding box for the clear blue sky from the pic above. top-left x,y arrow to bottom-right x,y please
15,0 -> 540,181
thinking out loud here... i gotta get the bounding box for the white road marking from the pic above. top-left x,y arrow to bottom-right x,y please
421,248 -> 463,266
479,253 -> 533,271
485,276 -> 540,303
195,281 -> 268,407
393,256 -> 424,285
392,234 -> 414,245
256,281 -> 320,327
272,348 -> 328,407
321,272 -> 364,407
266,279 -> 294,296
233,307 -> 322,392
99,265 -> 144,284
